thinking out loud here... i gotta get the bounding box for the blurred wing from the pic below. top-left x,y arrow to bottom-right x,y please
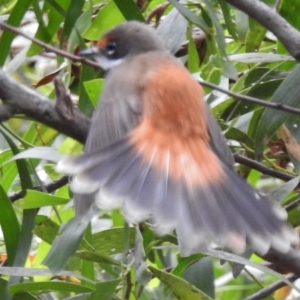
85,61 -> 143,152
58,118 -> 296,255
72,61 -> 143,216
205,105 -> 235,168
58,55 -> 297,254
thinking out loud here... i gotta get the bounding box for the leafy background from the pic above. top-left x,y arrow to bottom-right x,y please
0,0 -> 300,299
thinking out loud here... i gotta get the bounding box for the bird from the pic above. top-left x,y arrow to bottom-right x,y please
56,21 -> 297,256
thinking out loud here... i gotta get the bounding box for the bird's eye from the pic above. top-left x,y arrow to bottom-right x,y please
106,41 -> 116,56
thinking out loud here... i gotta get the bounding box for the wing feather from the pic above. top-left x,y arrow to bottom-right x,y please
59,53 -> 297,254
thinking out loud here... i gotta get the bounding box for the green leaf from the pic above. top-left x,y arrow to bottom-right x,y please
76,250 -> 121,267
187,25 -> 200,73
83,1 -> 125,40
173,254 -> 206,277
219,0 -> 237,40
149,266 -> 213,300
288,205 -> 300,227
0,184 -> 20,265
9,281 -> 94,294
27,0 -> 71,56
83,79 -> 104,108
33,216 -> 59,245
113,0 -> 144,21
235,10 -> 249,42
79,64 -> 99,116
17,190 -> 69,209
0,128 -> 33,192
204,0 -> 237,80
245,19 -> 267,52
0,266 -> 94,281
43,214 -> 91,273
168,0 -> 208,33
11,292 -> 38,300
184,258 -> 215,299
81,224 -> 95,288
92,227 -> 136,256
87,279 -> 121,300
61,0 -> 85,42
254,64 -> 300,157
0,149 -> 18,192
0,128 -> 36,299
34,217 -> 136,257
224,125 -> 254,148
68,3 -> 93,53
278,0 -> 300,70
0,0 -> 32,66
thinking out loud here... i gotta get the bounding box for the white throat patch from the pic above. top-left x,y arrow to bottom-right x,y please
95,56 -> 124,70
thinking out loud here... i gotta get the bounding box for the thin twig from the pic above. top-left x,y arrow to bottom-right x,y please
124,272 -> 133,300
244,274 -> 298,300
9,176 -> 69,202
285,198 -> 300,212
0,21 -> 99,68
2,20 -> 300,116
234,154 -> 294,182
200,80 -> 300,115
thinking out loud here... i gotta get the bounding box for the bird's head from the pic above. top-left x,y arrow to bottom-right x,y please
80,21 -> 167,70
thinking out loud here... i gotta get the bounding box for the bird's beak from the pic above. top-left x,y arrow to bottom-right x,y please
79,47 -> 98,57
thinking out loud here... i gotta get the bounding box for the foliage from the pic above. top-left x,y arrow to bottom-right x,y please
0,0 -> 300,299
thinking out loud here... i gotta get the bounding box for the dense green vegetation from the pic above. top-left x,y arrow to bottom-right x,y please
1,0 -> 300,299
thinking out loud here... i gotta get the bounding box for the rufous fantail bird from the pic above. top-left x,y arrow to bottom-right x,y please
56,21 -> 297,256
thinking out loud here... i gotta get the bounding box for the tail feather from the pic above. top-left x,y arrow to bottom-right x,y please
151,172 -> 183,234
57,136 -> 297,255
70,141 -> 133,193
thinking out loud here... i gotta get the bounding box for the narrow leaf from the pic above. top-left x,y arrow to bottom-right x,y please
149,266 -> 213,300
0,184 -> 20,265
9,281 -> 94,294
18,190 -> 69,209
61,0 -> 85,42
168,0 -> 208,33
254,65 -> 300,156
8,147 -> 63,163
113,0 -> 144,21
43,208 -> 96,273
88,279 -> 121,300
0,0 -> 32,66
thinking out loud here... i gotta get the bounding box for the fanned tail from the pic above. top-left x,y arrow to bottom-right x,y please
56,134 -> 297,255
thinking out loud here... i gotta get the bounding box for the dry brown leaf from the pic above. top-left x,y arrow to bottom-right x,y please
277,124 -> 300,161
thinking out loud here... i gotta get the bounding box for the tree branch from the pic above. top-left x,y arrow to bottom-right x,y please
244,273 -> 298,300
0,69 -> 90,144
234,154 -> 294,182
0,104 -> 18,122
9,176 -> 69,202
224,0 -> 300,60
264,247 -> 300,277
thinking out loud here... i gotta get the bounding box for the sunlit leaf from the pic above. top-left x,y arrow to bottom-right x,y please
17,190 -> 69,209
